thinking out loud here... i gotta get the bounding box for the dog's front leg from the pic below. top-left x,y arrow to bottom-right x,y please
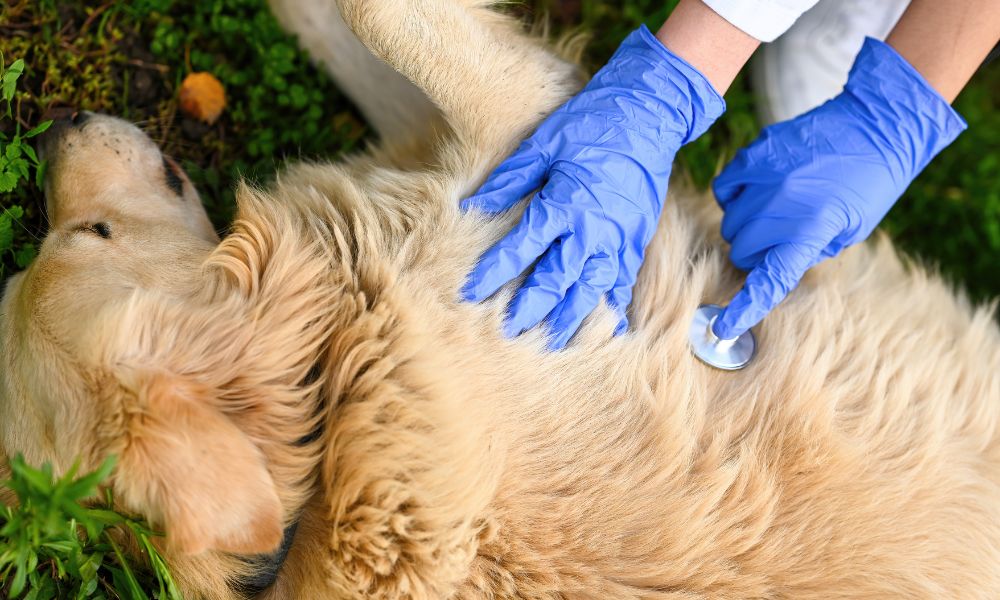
335,0 -> 581,178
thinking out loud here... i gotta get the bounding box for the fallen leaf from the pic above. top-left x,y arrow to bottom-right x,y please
179,72 -> 226,125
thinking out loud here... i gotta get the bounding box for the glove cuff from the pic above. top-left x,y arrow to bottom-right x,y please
597,25 -> 726,147
844,37 -> 968,175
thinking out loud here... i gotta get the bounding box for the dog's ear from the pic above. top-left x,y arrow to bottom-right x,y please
96,189 -> 340,556
112,369 -> 284,556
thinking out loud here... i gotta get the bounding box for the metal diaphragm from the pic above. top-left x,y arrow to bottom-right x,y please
689,304 -> 756,370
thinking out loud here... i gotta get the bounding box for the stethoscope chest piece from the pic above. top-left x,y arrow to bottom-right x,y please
689,304 -> 756,370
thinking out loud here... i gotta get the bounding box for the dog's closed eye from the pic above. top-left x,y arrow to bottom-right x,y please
77,222 -> 112,239
163,156 -> 184,197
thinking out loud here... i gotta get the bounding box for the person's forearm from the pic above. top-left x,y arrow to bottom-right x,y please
886,0 -> 1000,102
656,0 -> 760,94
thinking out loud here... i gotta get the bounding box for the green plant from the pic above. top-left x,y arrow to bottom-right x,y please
137,0 -> 367,225
0,52 -> 51,279
0,455 -> 180,600
0,206 -> 40,278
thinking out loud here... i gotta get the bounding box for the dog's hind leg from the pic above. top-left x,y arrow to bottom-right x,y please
268,0 -> 441,142
333,0 -> 582,177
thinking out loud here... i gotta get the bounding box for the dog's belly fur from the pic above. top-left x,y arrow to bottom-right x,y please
194,1 -> 1000,597
225,137 -> 1000,598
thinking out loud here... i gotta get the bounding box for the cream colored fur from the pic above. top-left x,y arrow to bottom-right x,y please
1,0 -> 999,598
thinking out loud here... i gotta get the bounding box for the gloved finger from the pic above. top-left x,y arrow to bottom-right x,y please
461,201 -> 568,302
607,242 -> 644,310
712,131 -> 785,210
544,252 -> 619,350
607,249 -> 643,335
816,237 -> 848,263
614,315 -> 629,336
608,293 -> 632,336
461,140 -> 549,214
711,147 -> 755,208
727,217 -> 821,271
503,234 -> 590,338
718,188 -> 777,243
607,278 -> 635,325
712,242 -> 818,340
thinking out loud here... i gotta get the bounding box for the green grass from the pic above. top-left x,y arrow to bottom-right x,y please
0,456 -> 180,599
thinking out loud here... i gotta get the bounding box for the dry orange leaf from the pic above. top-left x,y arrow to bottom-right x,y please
179,72 -> 227,125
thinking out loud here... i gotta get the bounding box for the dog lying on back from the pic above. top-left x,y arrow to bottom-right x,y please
1,1 -> 999,598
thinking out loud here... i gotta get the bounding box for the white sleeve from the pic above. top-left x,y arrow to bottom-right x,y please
700,0 -> 821,42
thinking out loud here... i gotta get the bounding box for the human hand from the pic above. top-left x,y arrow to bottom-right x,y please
462,25 -> 725,349
711,38 -> 967,341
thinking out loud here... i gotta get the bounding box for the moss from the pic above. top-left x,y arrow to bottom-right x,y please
0,0 -> 366,281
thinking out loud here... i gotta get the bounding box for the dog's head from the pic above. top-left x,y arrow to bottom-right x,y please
0,113 -> 328,557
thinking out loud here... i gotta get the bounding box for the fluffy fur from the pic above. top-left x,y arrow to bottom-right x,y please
1,0 -> 998,598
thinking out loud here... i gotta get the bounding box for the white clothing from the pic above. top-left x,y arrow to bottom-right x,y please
701,0 -> 820,41
752,0 -> 910,122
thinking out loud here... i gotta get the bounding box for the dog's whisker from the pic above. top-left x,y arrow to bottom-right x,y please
5,209 -> 45,244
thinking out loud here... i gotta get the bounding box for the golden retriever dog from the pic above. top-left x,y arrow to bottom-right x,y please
2,0 -> 999,598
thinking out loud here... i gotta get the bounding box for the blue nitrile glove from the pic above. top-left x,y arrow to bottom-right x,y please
712,38 -> 967,341
461,25 -> 725,349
